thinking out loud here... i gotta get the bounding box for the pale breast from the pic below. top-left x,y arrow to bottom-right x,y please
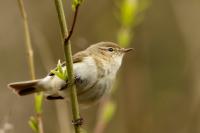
75,56 -> 122,105
73,57 -> 98,91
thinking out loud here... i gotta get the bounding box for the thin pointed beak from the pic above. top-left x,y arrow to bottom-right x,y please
122,48 -> 134,53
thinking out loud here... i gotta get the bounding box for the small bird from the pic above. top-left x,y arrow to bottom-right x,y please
8,42 -> 133,106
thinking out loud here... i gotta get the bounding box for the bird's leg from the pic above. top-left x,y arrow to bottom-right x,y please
72,117 -> 84,127
46,95 -> 64,100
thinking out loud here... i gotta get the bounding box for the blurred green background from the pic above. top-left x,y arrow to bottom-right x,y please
1,0 -> 200,133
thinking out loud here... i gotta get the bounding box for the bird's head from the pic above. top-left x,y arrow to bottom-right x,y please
87,42 -> 133,66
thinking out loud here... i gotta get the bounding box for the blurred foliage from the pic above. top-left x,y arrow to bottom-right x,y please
28,116 -> 39,133
99,100 -> 116,124
120,0 -> 138,27
94,0 -> 149,132
29,93 -> 43,132
35,93 -> 44,114
117,0 -> 149,47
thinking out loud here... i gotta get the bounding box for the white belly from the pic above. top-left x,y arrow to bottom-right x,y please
73,57 -> 98,90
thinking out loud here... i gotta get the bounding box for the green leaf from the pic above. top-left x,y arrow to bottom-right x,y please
28,116 -> 38,133
57,60 -> 63,73
35,93 -> 43,113
117,28 -> 132,47
50,60 -> 68,81
50,70 -> 58,75
121,0 -> 138,27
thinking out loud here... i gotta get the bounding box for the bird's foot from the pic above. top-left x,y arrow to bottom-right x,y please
72,117 -> 84,127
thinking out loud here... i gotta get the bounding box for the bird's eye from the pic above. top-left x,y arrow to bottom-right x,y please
108,48 -> 114,52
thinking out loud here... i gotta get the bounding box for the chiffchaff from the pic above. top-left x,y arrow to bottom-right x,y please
8,42 -> 133,106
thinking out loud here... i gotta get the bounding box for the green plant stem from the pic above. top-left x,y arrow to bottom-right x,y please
17,0 -> 35,80
36,113 -> 44,133
17,1 -> 44,133
54,0 -> 82,132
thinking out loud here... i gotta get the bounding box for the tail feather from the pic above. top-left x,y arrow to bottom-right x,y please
7,80 -> 40,96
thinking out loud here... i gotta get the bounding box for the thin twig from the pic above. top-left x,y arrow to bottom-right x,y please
17,0 -> 35,80
65,5 -> 80,44
36,113 -> 44,133
54,0 -> 82,133
17,1 -> 44,133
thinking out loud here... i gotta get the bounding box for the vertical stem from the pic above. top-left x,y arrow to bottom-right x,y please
17,0 -> 35,80
54,0 -> 81,132
37,113 -> 44,133
17,1 -> 44,133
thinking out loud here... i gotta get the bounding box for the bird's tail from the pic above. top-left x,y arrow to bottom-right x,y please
8,80 -> 41,96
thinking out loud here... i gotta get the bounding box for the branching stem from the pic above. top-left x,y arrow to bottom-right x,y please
54,0 -> 82,132
64,5 -> 80,44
